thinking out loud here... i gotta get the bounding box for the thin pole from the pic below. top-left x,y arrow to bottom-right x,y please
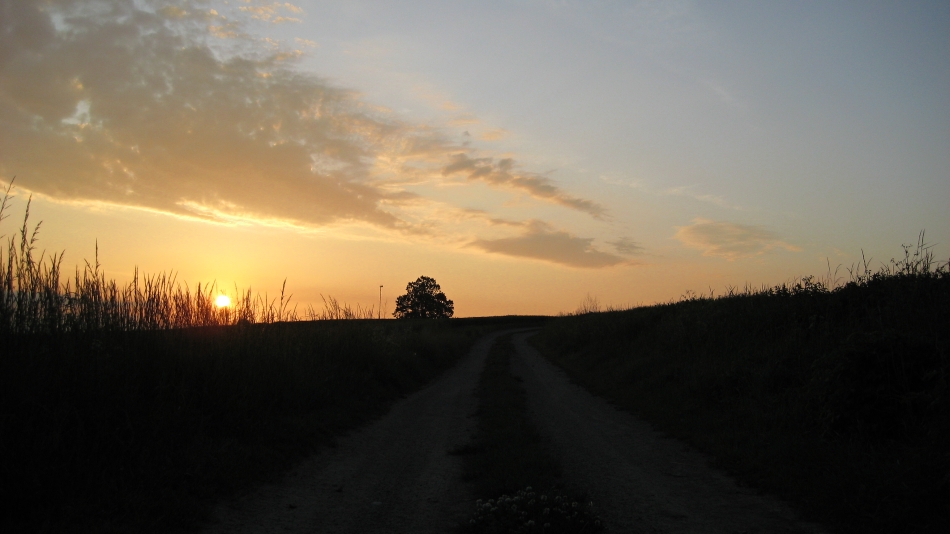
379,285 -> 383,320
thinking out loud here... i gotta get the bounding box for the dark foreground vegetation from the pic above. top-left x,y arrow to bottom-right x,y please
0,190 -> 499,533
459,335 -> 603,533
533,237 -> 949,534
2,320 -> 490,534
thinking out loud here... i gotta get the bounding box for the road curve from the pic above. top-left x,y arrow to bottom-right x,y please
510,331 -> 828,534
202,329 -> 523,534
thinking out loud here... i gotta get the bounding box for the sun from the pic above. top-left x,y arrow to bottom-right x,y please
215,294 -> 231,308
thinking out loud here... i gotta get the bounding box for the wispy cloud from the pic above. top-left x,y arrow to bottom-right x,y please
600,175 -> 744,211
480,128 -> 508,141
447,114 -> 480,126
0,0 -> 603,239
459,208 -> 532,228
662,185 -> 742,210
294,37 -> 318,48
469,221 -> 627,268
239,1 -> 304,24
608,236 -> 644,255
442,154 -> 607,219
674,219 -> 800,260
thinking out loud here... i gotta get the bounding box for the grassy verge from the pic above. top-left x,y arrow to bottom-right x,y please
457,335 -> 603,534
531,245 -> 949,534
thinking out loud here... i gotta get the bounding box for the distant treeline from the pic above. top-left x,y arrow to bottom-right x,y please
533,236 -> 949,534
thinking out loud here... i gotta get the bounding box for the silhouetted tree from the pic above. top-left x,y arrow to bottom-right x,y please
393,276 -> 454,319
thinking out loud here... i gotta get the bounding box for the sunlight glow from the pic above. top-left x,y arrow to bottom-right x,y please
215,294 -> 231,308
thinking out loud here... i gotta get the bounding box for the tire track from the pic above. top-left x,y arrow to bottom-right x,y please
202,329 -> 523,534
510,331 -> 828,534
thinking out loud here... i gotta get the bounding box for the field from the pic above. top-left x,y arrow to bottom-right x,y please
531,238 -> 950,534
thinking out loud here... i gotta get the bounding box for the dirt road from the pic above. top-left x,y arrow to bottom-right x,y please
510,331 -> 826,534
203,329 -> 519,534
204,329 -> 827,533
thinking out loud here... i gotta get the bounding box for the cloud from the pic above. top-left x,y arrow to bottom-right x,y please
674,219 -> 800,260
459,208 -> 531,228
0,0 -> 604,235
608,236 -> 644,255
239,1 -> 304,24
158,5 -> 190,19
662,185 -> 742,210
442,154 -> 607,219
0,0 -> 409,228
480,128 -> 507,141
599,175 -> 744,211
294,37 -> 318,48
447,114 -> 480,126
469,221 -> 627,268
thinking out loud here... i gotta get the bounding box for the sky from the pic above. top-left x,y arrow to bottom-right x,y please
1,0 -> 948,317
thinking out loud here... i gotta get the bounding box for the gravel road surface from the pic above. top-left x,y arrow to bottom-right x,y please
203,329 -> 827,533
510,331 -> 827,534
203,329 -> 522,534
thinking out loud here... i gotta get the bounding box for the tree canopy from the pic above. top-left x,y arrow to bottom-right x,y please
393,276 -> 454,319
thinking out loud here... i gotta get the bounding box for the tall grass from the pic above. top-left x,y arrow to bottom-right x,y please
533,235 -> 949,534
0,184 -> 299,335
308,294 -> 380,320
0,182 -> 394,332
